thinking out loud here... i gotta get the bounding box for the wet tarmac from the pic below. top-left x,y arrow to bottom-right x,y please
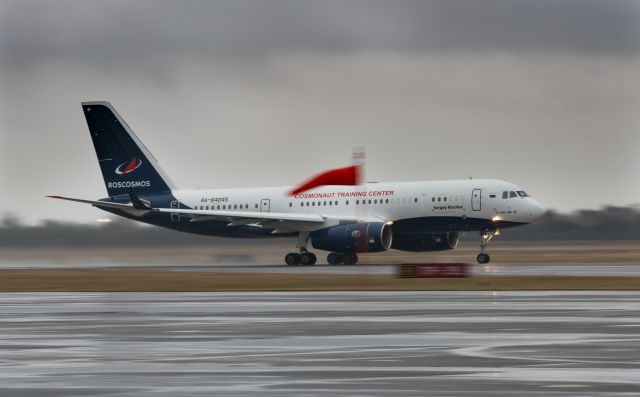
1,292 -> 640,396
4,261 -> 640,276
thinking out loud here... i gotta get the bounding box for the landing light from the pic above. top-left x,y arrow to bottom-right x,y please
385,221 -> 394,226
96,218 -> 112,223
491,216 -> 501,222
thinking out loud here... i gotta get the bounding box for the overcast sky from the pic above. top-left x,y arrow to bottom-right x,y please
2,0 -> 640,224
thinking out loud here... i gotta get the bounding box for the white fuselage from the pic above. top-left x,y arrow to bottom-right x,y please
173,179 -> 545,232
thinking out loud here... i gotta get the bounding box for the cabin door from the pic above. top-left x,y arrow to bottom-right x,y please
471,189 -> 482,211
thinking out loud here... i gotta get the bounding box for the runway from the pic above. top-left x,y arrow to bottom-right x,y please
4,261 -> 640,276
1,292 -> 640,396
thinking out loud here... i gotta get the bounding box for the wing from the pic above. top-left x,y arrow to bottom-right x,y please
154,208 -> 329,232
48,196 -> 347,231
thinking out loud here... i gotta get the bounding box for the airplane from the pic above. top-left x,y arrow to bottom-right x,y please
49,101 -> 545,265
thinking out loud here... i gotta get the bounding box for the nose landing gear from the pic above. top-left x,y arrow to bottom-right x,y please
477,230 -> 498,264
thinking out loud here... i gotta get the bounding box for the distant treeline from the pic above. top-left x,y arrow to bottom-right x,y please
1,206 -> 639,247
0,216 -> 282,248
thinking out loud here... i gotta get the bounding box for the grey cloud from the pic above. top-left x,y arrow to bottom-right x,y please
2,53 -> 640,223
2,0 -> 640,73
2,1 -> 640,224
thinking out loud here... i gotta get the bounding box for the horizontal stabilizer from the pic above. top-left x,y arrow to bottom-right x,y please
46,195 -> 142,211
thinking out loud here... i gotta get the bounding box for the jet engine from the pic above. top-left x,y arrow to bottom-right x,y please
311,222 -> 393,253
391,231 -> 460,252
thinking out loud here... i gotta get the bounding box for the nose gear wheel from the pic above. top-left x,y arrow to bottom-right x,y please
477,230 -> 498,264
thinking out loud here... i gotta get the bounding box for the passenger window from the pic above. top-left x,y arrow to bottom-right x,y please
301,202 -> 304,207
414,198 -> 418,203
438,197 -> 441,202
289,202 -> 292,207
346,200 -> 349,205
444,197 -> 447,202
368,199 -> 372,204
306,202 -> 309,206
385,199 -> 389,204
312,202 -> 315,206
223,205 -> 226,209
255,204 -> 258,209
323,201 -> 327,206
432,197 -> 435,202
510,191 -> 518,198
374,199 -> 378,204
234,204 -> 237,209
335,201 -> 338,205
356,200 -> 359,205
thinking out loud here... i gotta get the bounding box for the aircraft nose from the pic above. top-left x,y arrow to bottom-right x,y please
527,199 -> 546,221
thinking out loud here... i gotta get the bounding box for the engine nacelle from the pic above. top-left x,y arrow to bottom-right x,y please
391,232 -> 460,252
311,222 -> 393,253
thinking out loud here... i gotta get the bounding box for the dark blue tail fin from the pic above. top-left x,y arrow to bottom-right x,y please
82,101 -> 177,197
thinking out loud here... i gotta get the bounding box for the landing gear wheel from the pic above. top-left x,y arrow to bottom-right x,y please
301,252 -> 317,266
327,253 -> 342,265
477,230 -> 498,265
342,253 -> 358,265
285,253 -> 301,266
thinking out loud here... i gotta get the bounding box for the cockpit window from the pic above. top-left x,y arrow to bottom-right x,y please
509,191 -> 518,198
517,191 -> 528,197
502,191 -> 508,199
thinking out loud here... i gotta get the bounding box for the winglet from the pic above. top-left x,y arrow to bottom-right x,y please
289,165 -> 361,196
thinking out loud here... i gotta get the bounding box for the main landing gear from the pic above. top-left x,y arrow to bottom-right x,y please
283,232 -> 360,266
285,232 -> 317,266
285,250 -> 317,266
477,230 -> 498,264
327,252 -> 359,265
